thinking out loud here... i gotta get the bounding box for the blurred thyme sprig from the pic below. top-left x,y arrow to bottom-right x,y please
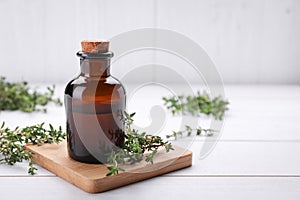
163,91 -> 229,120
166,125 -> 216,140
0,76 -> 62,113
0,122 -> 66,175
106,112 -> 174,176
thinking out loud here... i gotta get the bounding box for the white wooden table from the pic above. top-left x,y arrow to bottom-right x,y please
1,84 -> 300,200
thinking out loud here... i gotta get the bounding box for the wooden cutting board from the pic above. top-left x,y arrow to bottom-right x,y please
26,141 -> 192,193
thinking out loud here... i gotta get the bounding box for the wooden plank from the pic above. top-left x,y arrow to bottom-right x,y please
128,84 -> 300,141
2,141 -> 300,177
1,85 -> 300,177
2,85 -> 300,141
1,177 -> 300,200
25,141 -> 192,193
0,163 -> 53,177
169,140 -> 300,176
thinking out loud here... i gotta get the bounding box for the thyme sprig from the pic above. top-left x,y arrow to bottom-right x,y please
0,112 -> 172,176
166,125 -> 215,140
106,112 -> 174,176
0,122 -> 66,175
0,76 -> 62,113
163,91 -> 229,120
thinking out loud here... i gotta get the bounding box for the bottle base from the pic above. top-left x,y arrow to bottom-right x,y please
68,151 -> 105,164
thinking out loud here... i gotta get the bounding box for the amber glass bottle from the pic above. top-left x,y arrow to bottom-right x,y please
64,41 -> 125,163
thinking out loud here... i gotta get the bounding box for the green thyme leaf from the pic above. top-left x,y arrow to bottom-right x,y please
0,122 -> 66,175
106,112 -> 174,176
166,126 -> 216,140
0,76 -> 62,113
163,91 -> 229,120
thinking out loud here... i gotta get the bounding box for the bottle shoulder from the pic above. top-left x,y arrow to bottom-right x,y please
66,75 -> 123,86
106,75 -> 123,85
64,75 -> 126,97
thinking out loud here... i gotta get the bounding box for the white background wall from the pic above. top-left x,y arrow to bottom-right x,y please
0,0 -> 299,84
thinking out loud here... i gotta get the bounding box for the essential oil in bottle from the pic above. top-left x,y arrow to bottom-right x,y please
64,40 -> 126,163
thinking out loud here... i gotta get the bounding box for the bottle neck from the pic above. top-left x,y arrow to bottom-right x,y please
80,58 -> 111,77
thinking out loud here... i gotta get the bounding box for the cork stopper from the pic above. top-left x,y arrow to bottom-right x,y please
81,40 -> 109,54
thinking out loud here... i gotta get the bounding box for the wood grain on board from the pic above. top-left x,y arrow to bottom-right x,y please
26,141 -> 192,193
